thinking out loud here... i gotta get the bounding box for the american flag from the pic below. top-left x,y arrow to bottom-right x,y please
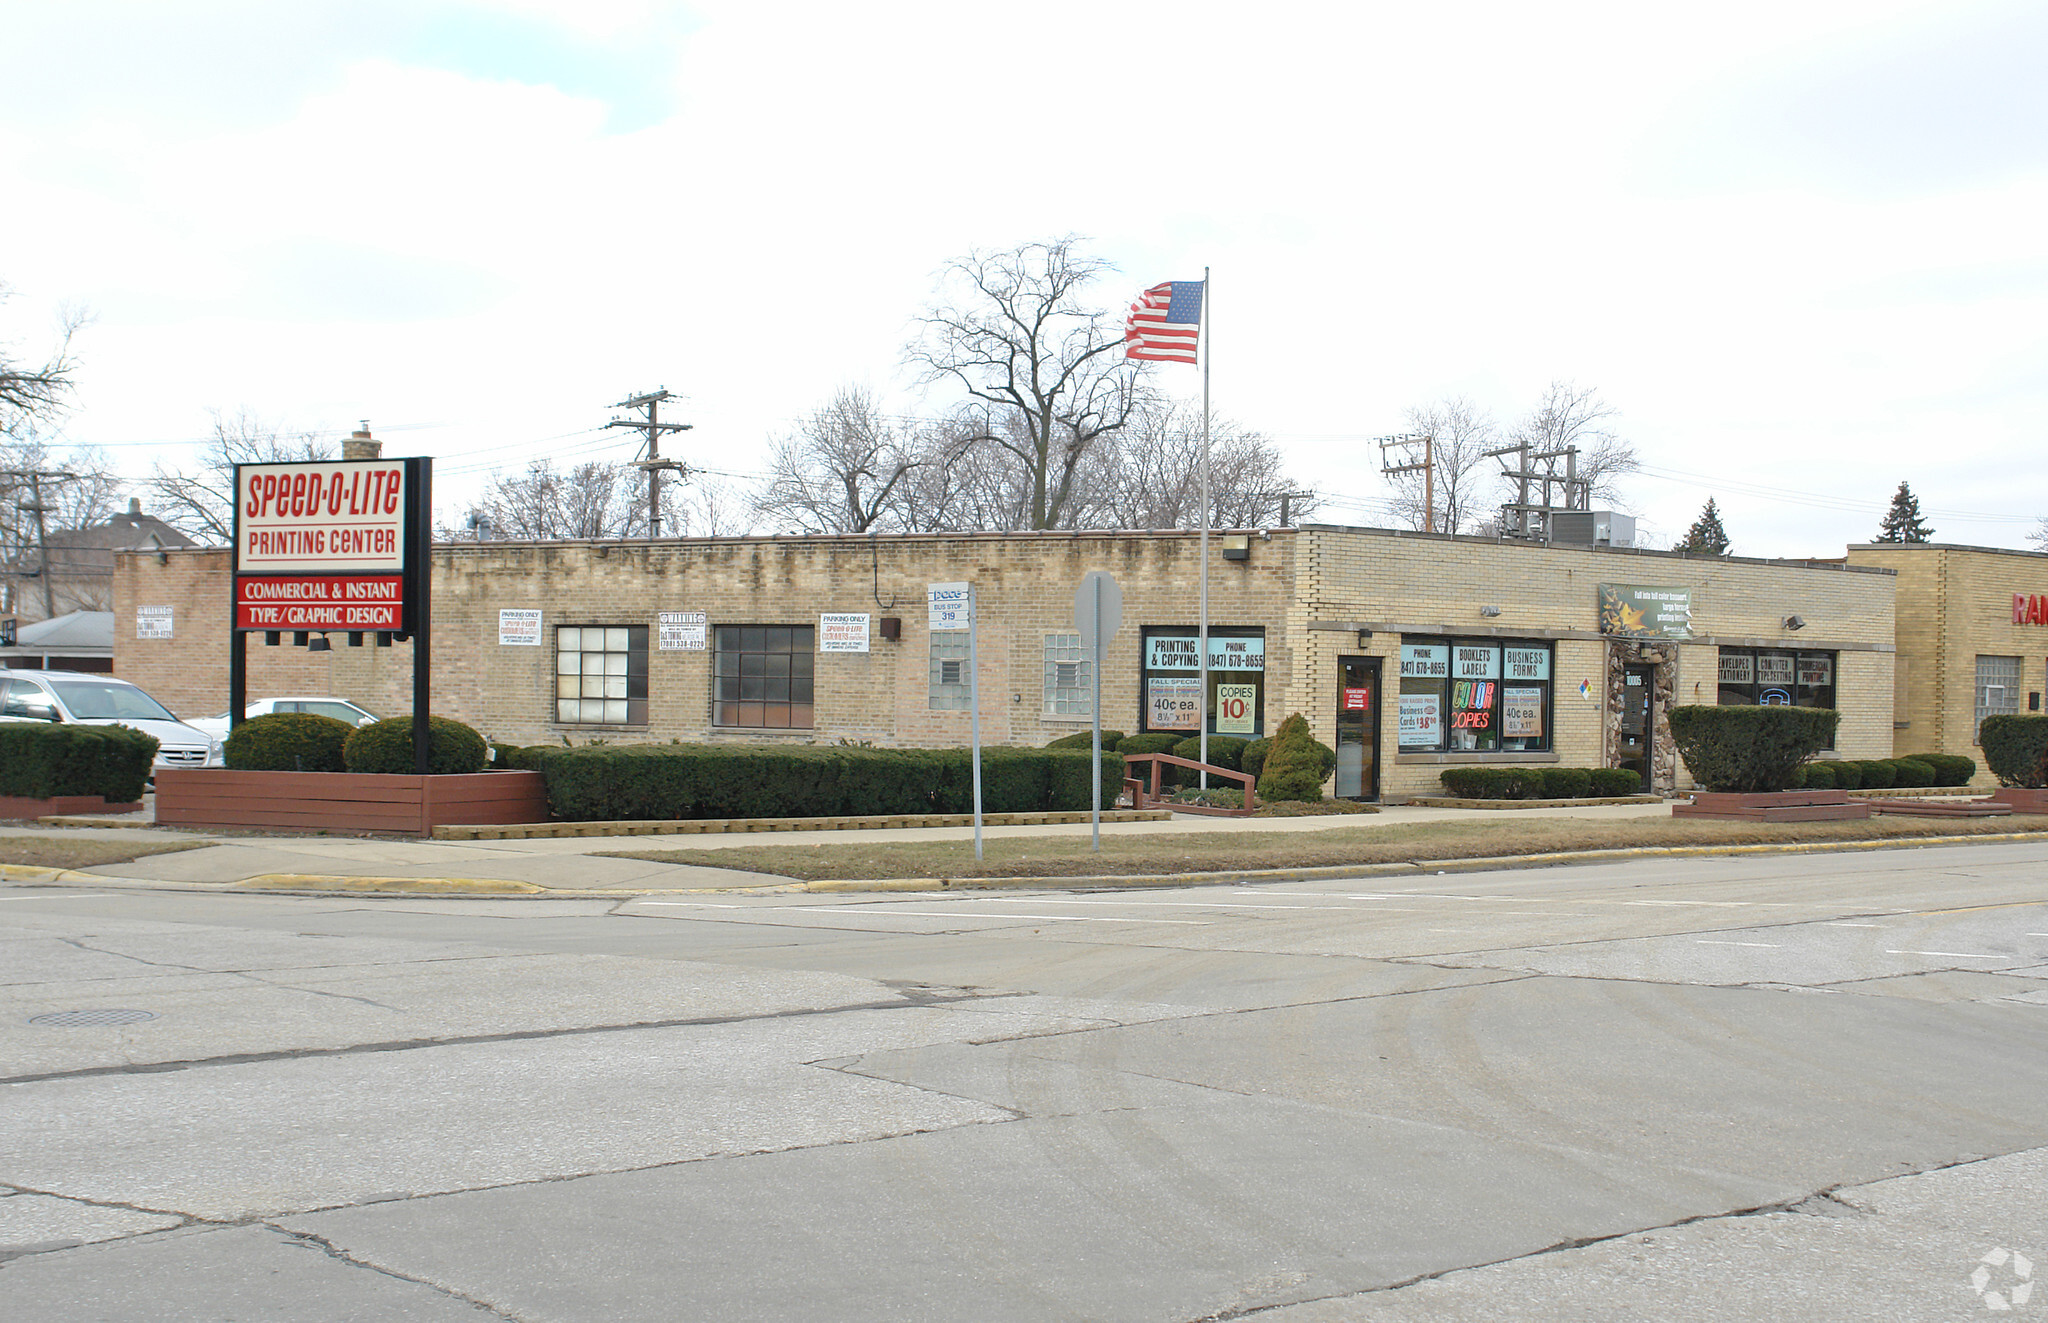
1125,280 -> 1203,364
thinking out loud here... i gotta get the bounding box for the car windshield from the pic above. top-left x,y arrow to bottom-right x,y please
48,680 -> 179,723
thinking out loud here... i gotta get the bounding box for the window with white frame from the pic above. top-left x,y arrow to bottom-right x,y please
556,626 -> 649,726
1976,655 -> 2021,741
930,633 -> 971,710
1043,633 -> 1091,716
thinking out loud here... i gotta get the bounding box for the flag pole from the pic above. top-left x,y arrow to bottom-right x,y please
1198,265 -> 1210,788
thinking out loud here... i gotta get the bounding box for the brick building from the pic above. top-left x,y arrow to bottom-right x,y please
1846,542 -> 2048,767
115,524 -> 1898,801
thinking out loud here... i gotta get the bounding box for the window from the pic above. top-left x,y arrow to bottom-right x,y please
557,626 -> 649,726
1138,627 -> 1265,736
1043,633 -> 1091,717
1716,647 -> 1836,748
929,633 -> 971,710
1398,638 -> 1553,753
712,625 -> 814,728
1976,655 -> 2021,742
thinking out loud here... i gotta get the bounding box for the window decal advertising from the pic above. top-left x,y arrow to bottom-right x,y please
1147,677 -> 1203,730
1144,634 -> 1266,671
1719,652 -> 1754,684
1797,656 -> 1832,687
1452,644 -> 1500,679
1451,679 -> 1496,731
1503,647 -> 1550,681
1399,692 -> 1442,746
1215,682 -> 1257,734
1400,643 -> 1449,678
1503,687 -> 1545,738
1598,584 -> 1694,639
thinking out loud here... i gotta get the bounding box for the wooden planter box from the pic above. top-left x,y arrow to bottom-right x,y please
1672,789 -> 1874,822
154,769 -> 550,836
1986,787 -> 2048,813
0,794 -> 144,820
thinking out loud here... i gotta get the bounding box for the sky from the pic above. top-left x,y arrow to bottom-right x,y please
2,0 -> 2044,556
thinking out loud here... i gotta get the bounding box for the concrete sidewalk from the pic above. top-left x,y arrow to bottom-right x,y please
0,801 -> 1699,895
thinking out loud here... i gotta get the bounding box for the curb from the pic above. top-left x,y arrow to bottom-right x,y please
432,808 -> 1174,842
5,829 -> 2043,898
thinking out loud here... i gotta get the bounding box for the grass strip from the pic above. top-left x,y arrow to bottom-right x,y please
0,837 -> 211,870
596,815 -> 2048,882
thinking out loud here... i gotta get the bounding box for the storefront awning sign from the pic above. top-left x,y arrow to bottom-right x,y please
1145,634 -> 1265,671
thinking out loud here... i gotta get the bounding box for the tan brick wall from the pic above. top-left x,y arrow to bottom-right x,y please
117,527 -> 1897,800
1847,543 -> 2048,781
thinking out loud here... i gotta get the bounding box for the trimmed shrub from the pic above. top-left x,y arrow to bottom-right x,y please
1854,759 -> 1896,790
1916,752 -> 1976,787
539,744 -> 1122,821
1891,757 -> 1936,788
1799,761 -> 1837,790
0,723 -> 157,803
498,745 -> 558,772
1045,729 -> 1124,751
1589,767 -> 1646,797
225,712 -> 353,773
1666,705 -> 1841,793
1981,715 -> 2048,788
1831,760 -> 1863,791
1241,737 -> 1273,781
1116,732 -> 1186,789
1258,714 -> 1336,802
343,716 -> 491,775
1540,767 -> 1593,799
1439,767 -> 1539,799
1172,735 -> 1249,773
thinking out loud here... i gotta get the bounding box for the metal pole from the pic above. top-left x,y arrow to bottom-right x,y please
1090,577 -> 1102,852
648,395 -> 662,538
411,459 -> 433,776
969,584 -> 983,860
1198,265 -> 1210,788
1424,435 -> 1435,533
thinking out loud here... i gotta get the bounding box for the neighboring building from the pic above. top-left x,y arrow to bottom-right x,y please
0,609 -> 114,672
1846,542 -> 2048,775
116,525 -> 1898,800
5,498 -> 198,623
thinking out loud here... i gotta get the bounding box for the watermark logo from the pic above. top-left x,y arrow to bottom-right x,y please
1972,1248 -> 2034,1311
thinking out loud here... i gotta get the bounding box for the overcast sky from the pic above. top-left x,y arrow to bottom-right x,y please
3,0 -> 2043,556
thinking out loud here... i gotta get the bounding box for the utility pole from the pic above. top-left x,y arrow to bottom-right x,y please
1275,490 -> 1316,527
1486,439 -> 1588,542
2,468 -> 74,619
1377,433 -> 1435,532
605,389 -> 692,538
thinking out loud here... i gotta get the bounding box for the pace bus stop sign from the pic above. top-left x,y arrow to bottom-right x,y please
1074,571 -> 1123,650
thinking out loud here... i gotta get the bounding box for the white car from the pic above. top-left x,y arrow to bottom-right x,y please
0,669 -> 224,771
188,697 -> 380,741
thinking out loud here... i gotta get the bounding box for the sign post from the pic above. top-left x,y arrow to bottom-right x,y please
928,582 -> 981,859
1074,571 -> 1123,851
231,456 -> 433,772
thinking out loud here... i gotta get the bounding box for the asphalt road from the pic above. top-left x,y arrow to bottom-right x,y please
5,841 -> 2048,1321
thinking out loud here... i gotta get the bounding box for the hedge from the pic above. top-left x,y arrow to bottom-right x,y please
1242,737 -> 1272,780
1854,759 -> 1896,790
1891,757 -> 1936,788
538,744 -> 1125,821
1980,715 -> 2048,788
1172,735 -> 1249,774
1590,767 -> 1647,797
1666,705 -> 1840,793
1797,761 -> 1837,790
225,712 -> 353,773
343,716 -> 490,775
1436,766 -> 1642,800
1831,760 -> 1863,791
1045,729 -> 1124,751
1919,753 -> 1976,787
0,723 -> 158,803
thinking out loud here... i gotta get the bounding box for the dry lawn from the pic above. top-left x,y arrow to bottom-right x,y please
0,836 -> 210,870
599,814 -> 2048,882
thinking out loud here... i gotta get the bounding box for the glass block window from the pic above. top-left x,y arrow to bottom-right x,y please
556,626 -> 648,726
1043,633 -> 1091,716
930,633 -> 971,710
713,625 -> 815,728
1976,655 -> 2021,741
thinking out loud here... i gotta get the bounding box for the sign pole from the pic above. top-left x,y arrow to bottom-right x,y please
1090,577 -> 1102,851
409,458 -> 433,776
968,584 -> 982,861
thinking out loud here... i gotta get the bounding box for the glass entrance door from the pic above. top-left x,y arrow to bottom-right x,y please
1616,664 -> 1654,792
1334,655 -> 1381,801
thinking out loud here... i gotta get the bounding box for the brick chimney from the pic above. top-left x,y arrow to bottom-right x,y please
341,420 -> 382,461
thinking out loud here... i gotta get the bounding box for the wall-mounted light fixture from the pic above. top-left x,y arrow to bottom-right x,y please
1479,605 -> 1502,617
1784,615 -> 1806,631
1355,628 -> 1374,648
1220,533 -> 1251,561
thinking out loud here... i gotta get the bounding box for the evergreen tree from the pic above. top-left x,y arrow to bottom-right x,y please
1676,497 -> 1731,555
1875,481 -> 1934,543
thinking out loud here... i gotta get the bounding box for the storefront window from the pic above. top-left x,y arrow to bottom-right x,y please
1138,627 -> 1264,737
1400,638 -> 1552,753
713,625 -> 815,728
1717,647 -> 1837,748
556,626 -> 649,726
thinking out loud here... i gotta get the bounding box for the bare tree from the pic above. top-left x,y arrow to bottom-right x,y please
462,458 -> 665,541
908,237 -> 1154,530
752,386 -> 929,534
0,283 -> 83,436
1,431 -> 127,617
148,409 -> 333,544
1388,397 -> 1498,534
1082,402 -> 1318,529
2030,516 -> 2047,553
1507,381 -> 1639,508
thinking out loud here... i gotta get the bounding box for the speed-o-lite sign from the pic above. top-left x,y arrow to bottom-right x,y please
231,458 -> 426,634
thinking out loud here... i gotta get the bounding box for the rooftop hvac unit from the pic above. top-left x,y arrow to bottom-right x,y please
1550,511 -> 1635,547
